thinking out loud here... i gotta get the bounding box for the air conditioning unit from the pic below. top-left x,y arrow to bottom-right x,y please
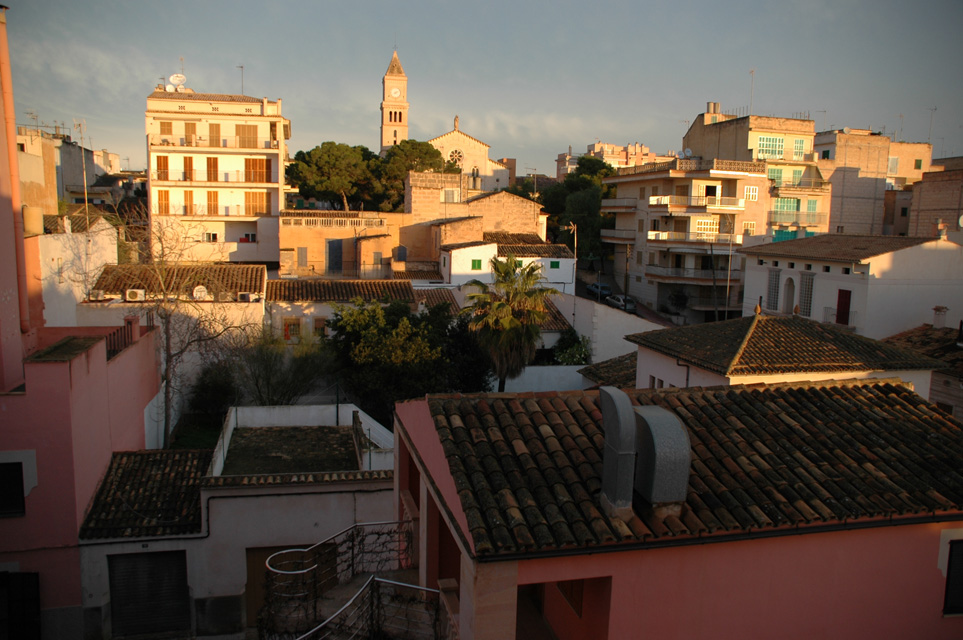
125,289 -> 146,302
217,291 -> 235,302
89,289 -> 105,301
238,292 -> 254,303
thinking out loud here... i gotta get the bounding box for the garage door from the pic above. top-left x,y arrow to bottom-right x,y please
108,551 -> 191,636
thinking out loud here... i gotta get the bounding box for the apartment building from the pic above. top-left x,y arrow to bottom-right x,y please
601,157 -> 773,324
814,128 -> 933,234
145,83 -> 291,263
555,142 -> 673,180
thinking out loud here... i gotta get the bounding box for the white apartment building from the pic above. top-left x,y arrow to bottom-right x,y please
145,84 -> 291,263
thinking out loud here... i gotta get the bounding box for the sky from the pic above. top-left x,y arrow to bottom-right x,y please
8,0 -> 963,175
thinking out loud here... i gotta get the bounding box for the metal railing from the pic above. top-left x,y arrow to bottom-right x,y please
647,231 -> 744,244
614,158 -> 767,176
151,170 -> 275,183
644,265 -> 740,280
148,133 -> 281,150
767,211 -> 828,226
648,195 -> 745,208
281,217 -> 386,228
770,178 -> 828,189
104,323 -> 134,360
260,521 -> 416,639
823,307 -> 858,328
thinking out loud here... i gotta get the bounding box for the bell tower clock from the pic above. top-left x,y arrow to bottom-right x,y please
380,51 -> 409,154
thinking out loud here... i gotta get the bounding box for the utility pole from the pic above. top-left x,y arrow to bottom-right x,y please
898,113 -> 904,142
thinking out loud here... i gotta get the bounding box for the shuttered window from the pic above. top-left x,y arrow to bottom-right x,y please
207,191 -> 218,216
108,551 -> 190,636
236,124 -> 258,148
206,157 -> 218,182
156,155 -> 168,181
766,269 -> 781,311
245,191 -> 269,216
208,123 -> 220,148
156,190 -> 169,215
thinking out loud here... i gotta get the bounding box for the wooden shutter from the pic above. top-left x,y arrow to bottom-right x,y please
108,551 -> 191,636
156,155 -> 168,180
207,157 -> 218,182
183,156 -> 193,181
208,123 -> 220,147
207,191 -> 218,216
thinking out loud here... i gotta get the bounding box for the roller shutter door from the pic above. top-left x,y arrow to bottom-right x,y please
108,551 -> 190,636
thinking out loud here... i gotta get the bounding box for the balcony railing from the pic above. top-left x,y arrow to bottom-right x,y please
614,158 -> 767,176
644,265 -> 742,280
648,195 -> 745,209
282,217 -> 386,228
767,211 -> 828,226
151,170 -> 275,183
756,151 -> 817,162
600,228 -> 636,243
600,198 -> 639,211
156,204 -> 269,217
770,178 -> 829,189
647,231 -> 744,245
823,307 -> 858,329
260,520 -> 416,639
148,134 -> 281,150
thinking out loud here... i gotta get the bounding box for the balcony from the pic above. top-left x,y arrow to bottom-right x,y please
644,264 -> 744,282
600,228 -> 636,244
647,231 -> 744,245
156,205 -> 270,218
648,195 -> 746,212
756,151 -> 817,162
151,170 -> 275,184
613,158 -> 767,177
148,134 -> 281,150
767,211 -> 828,226
600,198 -> 639,213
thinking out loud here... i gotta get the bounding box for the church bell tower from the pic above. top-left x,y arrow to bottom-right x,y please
380,51 -> 409,154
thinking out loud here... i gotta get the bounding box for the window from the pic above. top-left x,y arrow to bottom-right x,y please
807,199 -> 818,213
843,267 -> 851,275
766,269 -> 781,310
636,251 -> 644,265
788,262 -> 795,269
915,158 -> 923,170
550,261 -> 559,269
156,155 -> 168,180
821,149 -> 831,160
159,121 -> 172,136
203,232 -> 218,243
836,225 -> 844,233
183,156 -> 193,181
207,191 -> 218,216
757,136 -> 784,160
313,317 -> 327,337
156,190 -> 169,215
792,169 -> 802,185
651,186 -> 659,196
799,273 -> 814,316
639,187 -> 646,199
793,139 -> 805,160
773,260 -> 779,267
441,188 -> 459,203
744,185 -> 758,201
283,318 -> 301,341
695,218 -> 719,234
773,198 -> 799,212
183,190 -> 193,215
887,157 -> 899,174
638,220 -> 645,233
471,259 -> 482,271
184,122 -> 196,145
805,264 -> 812,271
206,157 -> 218,182
823,265 -> 831,273
768,168 -> 783,183
743,221 -> 756,236
244,191 -> 268,216
945,540 -> 963,614
901,207 -> 908,217
0,462 -> 25,517
243,233 -> 257,242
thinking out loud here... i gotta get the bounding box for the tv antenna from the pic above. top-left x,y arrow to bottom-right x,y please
928,106 -> 937,143
237,65 -> 244,94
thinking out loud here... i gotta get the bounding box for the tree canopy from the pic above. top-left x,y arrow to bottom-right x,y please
464,256 -> 559,392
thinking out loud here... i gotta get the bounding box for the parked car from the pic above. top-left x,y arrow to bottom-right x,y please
586,282 -> 612,299
605,294 -> 637,313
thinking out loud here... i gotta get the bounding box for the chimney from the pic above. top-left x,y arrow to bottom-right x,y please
706,101 -> 714,114
599,387 -> 692,520
934,305 -> 948,329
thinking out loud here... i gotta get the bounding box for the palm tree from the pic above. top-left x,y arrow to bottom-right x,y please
464,255 -> 559,392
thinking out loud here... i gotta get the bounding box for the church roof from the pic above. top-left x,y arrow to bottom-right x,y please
429,128 -> 491,149
385,51 -> 406,76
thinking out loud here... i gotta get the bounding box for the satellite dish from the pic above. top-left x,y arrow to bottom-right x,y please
958,214 -> 963,229
175,85 -> 187,93
169,73 -> 187,85
165,84 -> 175,93
677,151 -> 685,159
684,148 -> 693,157
192,285 -> 208,300
842,127 -> 851,134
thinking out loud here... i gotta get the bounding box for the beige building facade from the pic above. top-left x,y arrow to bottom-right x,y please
907,169 -> 963,238
814,129 -> 933,234
145,84 -> 291,263
555,142 -> 673,180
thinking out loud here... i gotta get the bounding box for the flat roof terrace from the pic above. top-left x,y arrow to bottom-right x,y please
220,426 -> 359,475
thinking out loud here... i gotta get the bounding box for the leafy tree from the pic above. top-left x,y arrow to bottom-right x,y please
286,142 -> 380,211
229,328 -> 329,406
464,256 -> 559,392
540,157 -> 616,267
377,140 -> 450,211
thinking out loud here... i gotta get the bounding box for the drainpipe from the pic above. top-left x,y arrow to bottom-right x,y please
0,6 -> 29,333
676,358 -> 690,387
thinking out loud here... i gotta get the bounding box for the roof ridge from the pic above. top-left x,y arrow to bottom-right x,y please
724,314 -> 759,375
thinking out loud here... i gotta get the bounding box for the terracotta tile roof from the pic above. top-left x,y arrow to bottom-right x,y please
884,323 -> 963,378
43,213 -> 108,234
625,314 -> 944,376
414,379 -> 963,558
578,352 -> 638,387
94,264 -> 266,297
483,233 -> 544,245
148,90 -> 266,104
80,450 -> 212,540
416,288 -> 459,311
394,270 -> 445,281
441,240 -> 491,251
266,279 -> 415,303
498,244 -> 574,259
540,299 -> 570,332
737,234 -> 933,262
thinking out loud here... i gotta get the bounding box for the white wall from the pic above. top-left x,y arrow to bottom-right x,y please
503,365 -> 589,392
555,294 -> 662,363
446,244 -> 497,286
38,221 -> 118,326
